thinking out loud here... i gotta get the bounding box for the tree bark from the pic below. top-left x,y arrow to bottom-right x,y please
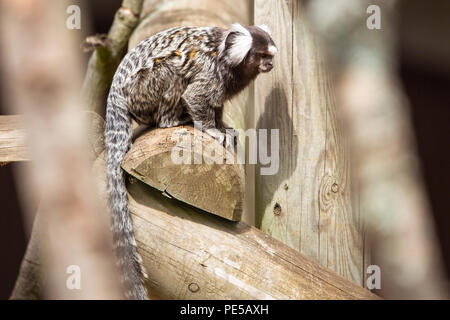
81,0 -> 144,113
0,115 -> 29,164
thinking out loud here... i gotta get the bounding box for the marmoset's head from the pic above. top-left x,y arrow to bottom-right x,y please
219,23 -> 277,74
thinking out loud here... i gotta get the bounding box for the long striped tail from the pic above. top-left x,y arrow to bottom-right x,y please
105,92 -> 148,300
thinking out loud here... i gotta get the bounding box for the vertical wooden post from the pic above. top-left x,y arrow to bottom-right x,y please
254,0 -> 365,285
129,0 -> 255,224
305,0 -> 447,298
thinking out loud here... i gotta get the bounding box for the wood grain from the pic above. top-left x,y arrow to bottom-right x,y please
306,0 -> 448,298
254,0 -> 365,286
0,115 -> 29,163
81,0 -> 144,113
94,153 -> 379,300
122,126 -> 244,221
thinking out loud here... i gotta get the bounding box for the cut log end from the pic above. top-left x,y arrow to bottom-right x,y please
122,126 -> 245,221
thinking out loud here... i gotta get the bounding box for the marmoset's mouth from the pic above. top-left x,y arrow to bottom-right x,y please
259,65 -> 273,73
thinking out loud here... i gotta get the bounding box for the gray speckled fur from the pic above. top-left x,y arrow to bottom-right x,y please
105,25 -> 274,300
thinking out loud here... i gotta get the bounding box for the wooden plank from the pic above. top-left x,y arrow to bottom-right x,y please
93,152 -> 379,300
254,0 -> 294,242
122,126 -> 244,221
297,2 -> 365,284
0,115 -> 29,162
254,0 -> 365,285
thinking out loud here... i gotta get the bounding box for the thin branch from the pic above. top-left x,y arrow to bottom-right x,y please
81,0 -> 144,113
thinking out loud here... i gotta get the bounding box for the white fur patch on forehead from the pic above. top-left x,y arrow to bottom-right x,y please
258,24 -> 272,36
218,23 -> 252,66
268,45 -> 278,55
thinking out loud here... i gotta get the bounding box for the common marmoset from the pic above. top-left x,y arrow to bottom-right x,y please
105,23 -> 277,299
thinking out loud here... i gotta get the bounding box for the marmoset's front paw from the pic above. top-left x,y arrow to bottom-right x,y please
223,128 -> 238,151
205,127 -> 238,151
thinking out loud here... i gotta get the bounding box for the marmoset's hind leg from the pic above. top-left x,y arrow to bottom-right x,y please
158,76 -> 190,128
127,64 -> 189,129
180,82 -> 236,149
126,68 -> 161,126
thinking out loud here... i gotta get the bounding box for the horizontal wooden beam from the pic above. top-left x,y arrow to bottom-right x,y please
5,114 -> 378,299
0,115 -> 29,163
94,153 -> 378,300
0,112 -> 105,164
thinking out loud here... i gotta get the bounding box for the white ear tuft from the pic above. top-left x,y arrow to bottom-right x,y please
218,23 -> 252,66
258,24 -> 272,36
268,45 -> 278,55
229,23 -> 250,36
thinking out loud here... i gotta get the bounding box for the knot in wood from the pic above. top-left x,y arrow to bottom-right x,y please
188,282 -> 200,293
331,183 -> 339,193
319,175 -> 338,212
273,202 -> 282,216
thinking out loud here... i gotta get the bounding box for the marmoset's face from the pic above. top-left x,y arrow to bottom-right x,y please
245,26 -> 277,74
256,50 -> 275,73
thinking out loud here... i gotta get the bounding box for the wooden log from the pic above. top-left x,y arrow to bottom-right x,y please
123,126 -> 244,221
94,152 -> 379,300
254,0 -> 366,286
129,0 -> 255,225
0,113 -> 243,220
130,0 -> 251,48
0,112 -> 106,164
0,115 -> 29,163
305,0 -> 448,299
10,121 -> 377,299
10,111 -> 107,300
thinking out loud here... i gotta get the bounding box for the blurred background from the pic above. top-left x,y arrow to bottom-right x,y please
0,0 -> 449,298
